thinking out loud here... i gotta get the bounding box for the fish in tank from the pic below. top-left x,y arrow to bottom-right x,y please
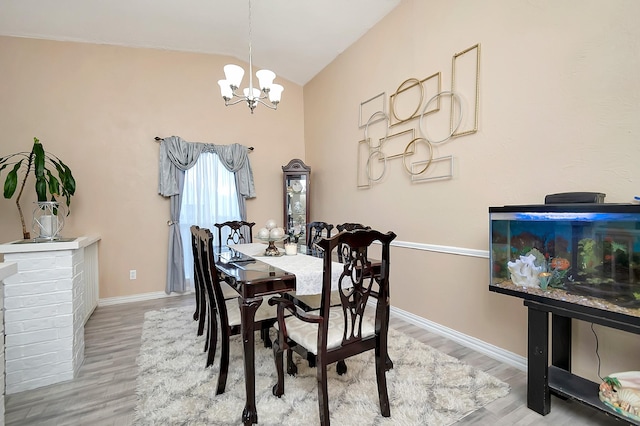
489,204 -> 640,318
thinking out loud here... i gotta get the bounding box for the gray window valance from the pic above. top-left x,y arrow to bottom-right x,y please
158,135 -> 255,199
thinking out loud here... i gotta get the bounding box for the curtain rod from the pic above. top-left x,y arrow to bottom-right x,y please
154,136 -> 254,151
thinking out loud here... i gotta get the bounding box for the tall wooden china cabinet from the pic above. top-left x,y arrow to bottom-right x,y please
282,159 -> 311,247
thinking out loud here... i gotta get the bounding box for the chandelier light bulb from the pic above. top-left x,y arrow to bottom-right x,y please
217,80 -> 233,99
268,84 -> 284,104
223,64 -> 244,89
256,69 -> 276,90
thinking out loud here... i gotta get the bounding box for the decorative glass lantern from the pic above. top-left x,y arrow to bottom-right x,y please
32,201 -> 66,240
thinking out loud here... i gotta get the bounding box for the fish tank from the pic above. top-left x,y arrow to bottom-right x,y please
489,204 -> 640,318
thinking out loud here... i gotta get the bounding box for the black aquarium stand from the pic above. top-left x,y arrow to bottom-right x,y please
488,202 -> 640,423
520,296 -> 640,424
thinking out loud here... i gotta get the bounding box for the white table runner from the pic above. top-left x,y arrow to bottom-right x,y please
229,243 -> 343,295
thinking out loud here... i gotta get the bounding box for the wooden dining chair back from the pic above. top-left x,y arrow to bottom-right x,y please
335,223 -> 371,262
195,226 -> 278,395
270,228 -> 397,425
335,222 -> 371,232
306,221 -> 334,257
191,226 -> 220,367
189,225 -> 207,338
214,220 -> 255,247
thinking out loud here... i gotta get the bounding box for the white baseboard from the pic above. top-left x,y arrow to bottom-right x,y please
98,290 -> 193,307
390,305 -> 527,372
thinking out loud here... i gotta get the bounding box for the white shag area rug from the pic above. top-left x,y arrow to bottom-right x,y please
134,306 -> 509,425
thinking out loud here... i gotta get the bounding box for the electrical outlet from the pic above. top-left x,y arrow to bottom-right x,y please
129,270 -> 137,280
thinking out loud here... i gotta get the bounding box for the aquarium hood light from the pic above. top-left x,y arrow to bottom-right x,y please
506,212 -> 637,221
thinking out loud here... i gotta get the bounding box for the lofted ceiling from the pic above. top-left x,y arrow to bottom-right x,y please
0,0 -> 401,85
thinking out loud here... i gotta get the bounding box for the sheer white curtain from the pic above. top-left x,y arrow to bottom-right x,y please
179,152 -> 240,287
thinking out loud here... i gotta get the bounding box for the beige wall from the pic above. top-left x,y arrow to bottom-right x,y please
0,36 -> 305,298
304,0 -> 640,381
1,0 -> 639,385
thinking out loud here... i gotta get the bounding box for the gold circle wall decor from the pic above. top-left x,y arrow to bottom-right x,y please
402,137 -> 433,176
390,78 -> 424,124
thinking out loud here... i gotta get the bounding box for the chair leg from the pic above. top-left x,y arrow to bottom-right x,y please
204,314 -> 209,353
203,304 -> 210,353
272,338 -> 285,397
286,348 -> 297,376
197,307 -> 206,336
204,301 -> 216,353
197,290 -> 207,335
384,304 -> 393,371
375,349 -> 391,417
216,327 -> 230,395
336,359 -> 347,375
261,327 -> 272,348
317,360 -> 330,426
205,314 -> 217,368
307,353 -> 316,368
385,353 -> 394,371
193,286 -> 200,321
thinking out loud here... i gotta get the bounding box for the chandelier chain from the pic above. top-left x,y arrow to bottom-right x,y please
248,0 -> 253,91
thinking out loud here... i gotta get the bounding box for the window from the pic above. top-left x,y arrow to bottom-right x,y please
179,152 -> 240,287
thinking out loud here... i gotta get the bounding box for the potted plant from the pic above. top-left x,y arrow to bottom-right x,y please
0,137 -> 76,240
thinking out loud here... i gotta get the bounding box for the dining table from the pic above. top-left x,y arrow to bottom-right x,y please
213,242 -> 343,425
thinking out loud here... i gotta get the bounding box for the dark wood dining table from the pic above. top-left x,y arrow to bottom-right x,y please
213,246 -> 296,425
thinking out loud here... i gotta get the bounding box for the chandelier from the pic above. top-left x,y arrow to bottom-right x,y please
217,0 -> 283,114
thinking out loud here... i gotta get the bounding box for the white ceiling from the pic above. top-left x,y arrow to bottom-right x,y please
0,0 -> 401,85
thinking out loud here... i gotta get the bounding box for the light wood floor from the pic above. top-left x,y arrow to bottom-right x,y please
4,295 -> 626,426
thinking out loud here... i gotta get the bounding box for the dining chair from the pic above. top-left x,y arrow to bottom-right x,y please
215,219 -> 275,347
306,221 -> 334,257
269,228 -> 397,425
336,222 -> 395,371
214,220 -> 255,247
190,225 -> 239,354
195,227 -> 279,394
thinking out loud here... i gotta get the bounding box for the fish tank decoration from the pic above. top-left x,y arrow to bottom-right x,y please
598,371 -> 640,422
490,204 -> 640,318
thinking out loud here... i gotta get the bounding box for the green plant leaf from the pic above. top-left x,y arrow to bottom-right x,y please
61,162 -> 76,195
3,160 -> 22,198
50,158 -> 76,196
35,176 -> 47,202
33,138 -> 45,179
46,169 -> 60,196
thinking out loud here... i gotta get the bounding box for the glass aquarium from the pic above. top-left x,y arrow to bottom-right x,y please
489,204 -> 640,318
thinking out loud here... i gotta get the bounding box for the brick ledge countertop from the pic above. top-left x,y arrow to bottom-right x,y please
0,235 -> 101,254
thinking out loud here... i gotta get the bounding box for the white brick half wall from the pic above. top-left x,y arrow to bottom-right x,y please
0,236 -> 100,394
0,262 -> 19,426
